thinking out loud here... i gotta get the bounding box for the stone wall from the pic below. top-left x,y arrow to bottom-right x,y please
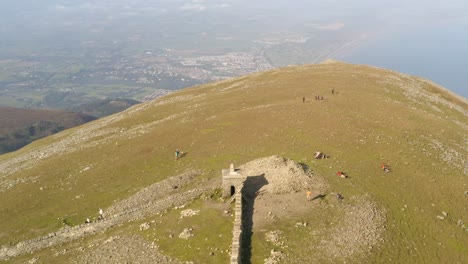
222,163 -> 245,264
0,186 -> 211,261
230,191 -> 243,264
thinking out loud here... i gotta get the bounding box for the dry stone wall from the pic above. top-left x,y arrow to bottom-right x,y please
0,176 -> 215,261
230,191 -> 243,264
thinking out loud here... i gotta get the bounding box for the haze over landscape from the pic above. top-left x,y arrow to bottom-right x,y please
0,1 -> 467,264
0,0 -> 467,109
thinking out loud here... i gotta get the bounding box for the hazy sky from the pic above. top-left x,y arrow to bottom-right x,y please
1,0 -> 465,27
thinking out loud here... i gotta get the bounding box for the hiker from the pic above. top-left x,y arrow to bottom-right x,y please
175,149 -> 180,160
315,151 -> 327,159
336,193 -> 344,201
303,97 -> 305,103
314,151 -> 322,159
98,208 -> 103,220
381,163 -> 391,173
307,191 -> 312,201
332,89 -> 334,94
320,96 -> 324,100
337,171 -> 347,178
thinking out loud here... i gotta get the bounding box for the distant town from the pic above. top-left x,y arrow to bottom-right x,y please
95,51 -> 273,87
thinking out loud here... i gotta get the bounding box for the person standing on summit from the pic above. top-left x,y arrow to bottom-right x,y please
175,149 -> 180,160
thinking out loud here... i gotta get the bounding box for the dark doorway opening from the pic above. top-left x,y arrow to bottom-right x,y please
230,186 -> 236,196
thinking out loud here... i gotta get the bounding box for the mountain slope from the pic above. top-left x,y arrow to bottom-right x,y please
69,98 -> 141,118
0,107 -> 96,154
0,62 -> 467,263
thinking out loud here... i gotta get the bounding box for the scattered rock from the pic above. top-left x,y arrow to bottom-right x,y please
103,236 -> 118,245
240,156 -> 326,194
264,249 -> 284,264
441,211 -> 448,217
319,197 -> 386,259
53,248 -> 68,256
179,228 -> 194,239
74,235 -> 180,263
265,230 -> 284,247
180,209 -> 200,218
436,215 -> 445,220
139,222 -> 150,231
1,171 -> 209,261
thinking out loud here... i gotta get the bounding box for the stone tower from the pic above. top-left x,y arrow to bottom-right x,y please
222,163 -> 245,197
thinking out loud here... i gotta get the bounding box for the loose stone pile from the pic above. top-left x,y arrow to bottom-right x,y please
320,197 -> 386,259
240,155 -> 326,194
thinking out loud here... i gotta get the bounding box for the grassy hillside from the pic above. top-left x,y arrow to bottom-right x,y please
68,98 -> 141,118
0,61 -> 467,263
0,107 -> 96,154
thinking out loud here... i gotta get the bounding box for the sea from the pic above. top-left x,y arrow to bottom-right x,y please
339,18 -> 468,98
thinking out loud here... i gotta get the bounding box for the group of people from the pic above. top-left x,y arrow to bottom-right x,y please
302,89 -> 336,103
307,148 -> 393,203
381,163 -> 391,173
336,171 -> 347,178
303,89 -> 335,102
85,208 -> 104,224
314,151 -> 327,159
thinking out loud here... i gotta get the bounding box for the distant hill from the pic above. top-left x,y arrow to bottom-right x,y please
69,98 -> 141,118
0,107 -> 96,154
0,62 -> 466,263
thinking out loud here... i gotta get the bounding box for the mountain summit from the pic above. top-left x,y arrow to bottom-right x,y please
0,62 -> 467,263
